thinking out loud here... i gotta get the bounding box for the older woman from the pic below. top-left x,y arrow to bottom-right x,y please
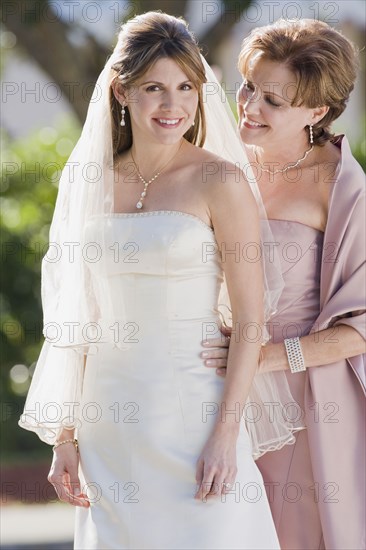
202,19 -> 365,550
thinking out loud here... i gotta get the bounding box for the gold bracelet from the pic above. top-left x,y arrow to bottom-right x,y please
53,438 -> 78,452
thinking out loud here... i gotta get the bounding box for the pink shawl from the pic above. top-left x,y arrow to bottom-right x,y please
306,135 -> 365,549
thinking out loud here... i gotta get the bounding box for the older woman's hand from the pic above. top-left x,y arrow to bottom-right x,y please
202,326 -> 282,375
201,325 -> 231,377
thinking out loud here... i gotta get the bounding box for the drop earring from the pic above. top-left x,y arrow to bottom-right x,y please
309,124 -> 314,144
120,104 -> 126,127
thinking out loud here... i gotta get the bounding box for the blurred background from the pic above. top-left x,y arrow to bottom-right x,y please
1,0 -> 365,548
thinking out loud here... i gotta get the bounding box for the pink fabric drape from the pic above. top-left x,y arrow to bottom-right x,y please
305,135 -> 365,549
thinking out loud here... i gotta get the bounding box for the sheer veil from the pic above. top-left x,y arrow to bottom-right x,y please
200,57 -> 305,457
19,41 -> 305,456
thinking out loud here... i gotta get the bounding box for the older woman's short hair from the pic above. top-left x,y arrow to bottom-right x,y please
238,19 -> 359,146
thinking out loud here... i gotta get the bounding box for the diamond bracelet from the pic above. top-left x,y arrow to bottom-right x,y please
284,337 -> 306,373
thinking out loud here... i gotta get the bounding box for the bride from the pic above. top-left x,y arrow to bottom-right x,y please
19,12 -> 301,549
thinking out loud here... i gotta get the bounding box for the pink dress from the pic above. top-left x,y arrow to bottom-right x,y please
257,220 -> 326,549
257,135 -> 366,550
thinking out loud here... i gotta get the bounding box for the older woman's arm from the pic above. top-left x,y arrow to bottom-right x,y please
259,324 -> 365,373
201,324 -> 365,374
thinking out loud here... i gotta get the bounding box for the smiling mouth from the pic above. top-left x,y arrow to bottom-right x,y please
153,118 -> 183,128
243,118 -> 267,129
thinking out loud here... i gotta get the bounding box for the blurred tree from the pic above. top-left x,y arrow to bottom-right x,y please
1,118 -> 80,459
3,0 -> 252,122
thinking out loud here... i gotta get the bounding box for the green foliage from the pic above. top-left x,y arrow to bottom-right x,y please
1,116 -> 80,460
352,136 -> 366,171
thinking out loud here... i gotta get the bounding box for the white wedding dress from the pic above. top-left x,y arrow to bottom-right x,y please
74,211 -> 280,550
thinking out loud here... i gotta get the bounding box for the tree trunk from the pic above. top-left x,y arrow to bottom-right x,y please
3,0 -> 109,122
3,0 -> 252,121
134,0 -> 189,18
200,0 -> 252,63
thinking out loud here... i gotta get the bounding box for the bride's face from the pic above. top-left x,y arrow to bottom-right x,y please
125,57 -> 198,145
236,58 -> 314,149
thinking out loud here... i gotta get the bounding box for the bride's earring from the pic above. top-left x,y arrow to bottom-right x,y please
120,104 -> 126,127
309,124 -> 314,144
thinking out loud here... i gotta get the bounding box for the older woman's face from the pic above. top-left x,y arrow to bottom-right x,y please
237,58 -> 313,149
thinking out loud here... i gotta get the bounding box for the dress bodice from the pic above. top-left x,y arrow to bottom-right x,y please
84,214 -> 323,341
267,220 -> 323,342
84,211 -> 224,323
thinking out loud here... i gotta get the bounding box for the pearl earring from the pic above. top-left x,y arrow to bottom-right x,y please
309,124 -> 314,144
120,104 -> 126,127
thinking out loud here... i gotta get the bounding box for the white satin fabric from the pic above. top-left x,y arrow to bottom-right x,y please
74,211 -> 280,550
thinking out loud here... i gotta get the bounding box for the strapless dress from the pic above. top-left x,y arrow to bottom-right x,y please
74,211 -> 280,550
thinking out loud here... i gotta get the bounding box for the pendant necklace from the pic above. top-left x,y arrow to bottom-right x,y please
131,140 -> 183,209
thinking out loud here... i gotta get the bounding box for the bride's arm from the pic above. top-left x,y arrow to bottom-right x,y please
47,426 -> 90,508
195,163 -> 264,501
47,354 -> 90,508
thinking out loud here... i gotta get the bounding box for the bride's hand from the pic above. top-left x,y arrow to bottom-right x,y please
194,429 -> 238,501
48,443 -> 90,507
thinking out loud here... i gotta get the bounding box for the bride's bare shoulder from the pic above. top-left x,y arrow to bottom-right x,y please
184,142 -> 244,185
185,142 -> 231,163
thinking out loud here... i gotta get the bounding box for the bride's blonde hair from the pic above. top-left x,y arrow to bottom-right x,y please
110,11 -> 207,156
